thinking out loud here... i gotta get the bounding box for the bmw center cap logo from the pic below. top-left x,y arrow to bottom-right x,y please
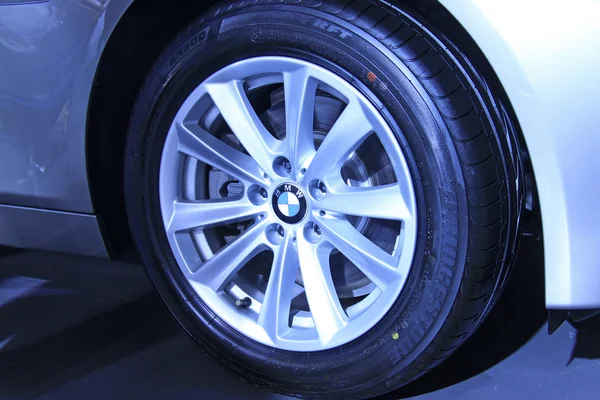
272,183 -> 308,224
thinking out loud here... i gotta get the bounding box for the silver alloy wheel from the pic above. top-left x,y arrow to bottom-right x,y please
159,56 -> 417,351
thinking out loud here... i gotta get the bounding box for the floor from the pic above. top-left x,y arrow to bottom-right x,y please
0,237 -> 598,400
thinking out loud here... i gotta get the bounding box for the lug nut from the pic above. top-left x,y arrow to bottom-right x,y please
314,225 -> 321,236
303,223 -> 321,244
259,188 -> 268,199
283,160 -> 292,173
318,181 -> 327,194
277,225 -> 285,237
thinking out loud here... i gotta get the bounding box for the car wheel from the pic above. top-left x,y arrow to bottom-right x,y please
125,0 -> 523,398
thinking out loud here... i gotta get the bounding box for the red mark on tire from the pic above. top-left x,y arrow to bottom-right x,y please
367,71 -> 377,83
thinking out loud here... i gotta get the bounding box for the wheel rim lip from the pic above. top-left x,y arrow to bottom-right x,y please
158,56 -> 418,351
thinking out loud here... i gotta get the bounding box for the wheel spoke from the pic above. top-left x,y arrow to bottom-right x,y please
303,100 -> 373,183
318,183 -> 412,221
205,80 -> 282,177
167,198 -> 261,234
257,233 -> 299,340
283,68 -> 317,177
318,217 -> 403,290
298,238 -> 347,344
175,121 -> 267,186
189,220 -> 268,292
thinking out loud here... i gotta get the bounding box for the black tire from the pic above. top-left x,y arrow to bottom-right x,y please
125,1 -> 523,398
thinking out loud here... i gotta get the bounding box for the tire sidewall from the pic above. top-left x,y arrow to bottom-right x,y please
125,3 -> 469,395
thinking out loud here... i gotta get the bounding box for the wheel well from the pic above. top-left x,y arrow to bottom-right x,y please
87,0 -> 220,257
87,0 -> 538,257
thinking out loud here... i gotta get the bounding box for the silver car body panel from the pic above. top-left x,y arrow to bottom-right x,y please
0,204 -> 108,257
0,0 -> 128,213
0,0 -> 598,307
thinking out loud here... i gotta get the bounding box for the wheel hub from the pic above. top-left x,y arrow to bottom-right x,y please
272,183 -> 308,224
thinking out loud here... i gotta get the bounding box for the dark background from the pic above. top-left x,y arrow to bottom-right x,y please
0,237 -> 598,400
